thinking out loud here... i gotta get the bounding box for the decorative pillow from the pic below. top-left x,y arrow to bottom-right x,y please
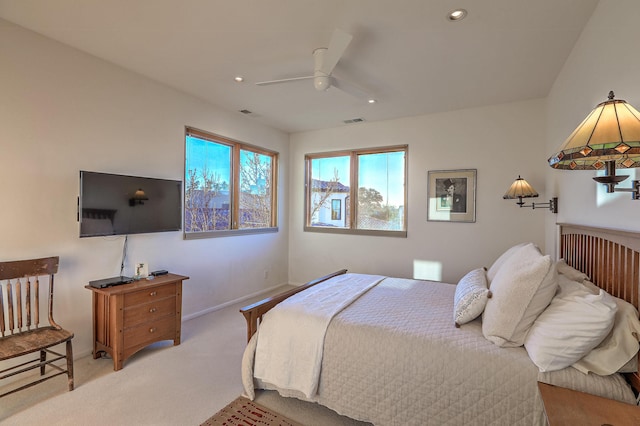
556,259 -> 589,282
486,242 -> 530,283
572,295 -> 640,375
524,282 -> 617,372
482,243 -> 558,347
454,268 -> 491,328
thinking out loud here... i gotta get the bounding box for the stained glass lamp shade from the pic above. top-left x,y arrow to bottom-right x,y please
548,91 -> 640,171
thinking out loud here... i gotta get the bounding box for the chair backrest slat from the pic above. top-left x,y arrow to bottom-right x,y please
26,278 -> 31,329
48,274 -> 57,328
0,285 -> 5,337
34,278 -> 39,327
15,279 -> 22,330
0,257 -> 59,335
7,282 -> 14,333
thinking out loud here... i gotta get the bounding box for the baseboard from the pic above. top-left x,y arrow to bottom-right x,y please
182,282 -> 293,322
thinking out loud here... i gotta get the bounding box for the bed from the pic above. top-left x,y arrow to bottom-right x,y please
240,223 -> 640,425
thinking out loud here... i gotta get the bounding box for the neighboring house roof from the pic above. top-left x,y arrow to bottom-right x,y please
185,189 -> 232,211
311,179 -> 350,192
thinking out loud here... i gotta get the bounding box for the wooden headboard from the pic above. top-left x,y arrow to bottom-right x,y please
558,223 -> 640,392
559,223 -> 640,310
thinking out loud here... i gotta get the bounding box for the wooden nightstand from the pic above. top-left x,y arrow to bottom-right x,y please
85,273 -> 189,370
538,382 -> 640,426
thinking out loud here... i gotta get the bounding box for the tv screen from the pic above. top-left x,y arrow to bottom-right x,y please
79,171 -> 182,237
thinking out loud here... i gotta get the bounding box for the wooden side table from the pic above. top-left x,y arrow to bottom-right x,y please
538,382 -> 640,426
85,273 -> 189,370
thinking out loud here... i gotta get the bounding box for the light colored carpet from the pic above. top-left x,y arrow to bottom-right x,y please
0,286 -> 370,426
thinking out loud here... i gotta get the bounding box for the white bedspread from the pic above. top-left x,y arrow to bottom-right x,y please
253,273 -> 385,398
243,276 -> 636,425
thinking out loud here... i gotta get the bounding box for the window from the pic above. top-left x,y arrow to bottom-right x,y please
184,127 -> 278,238
331,199 -> 341,220
305,145 -> 407,237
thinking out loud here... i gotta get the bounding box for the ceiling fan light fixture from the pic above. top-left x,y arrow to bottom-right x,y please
314,75 -> 330,91
447,9 -> 467,21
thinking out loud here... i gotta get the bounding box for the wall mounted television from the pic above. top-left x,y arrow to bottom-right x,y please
79,171 -> 182,238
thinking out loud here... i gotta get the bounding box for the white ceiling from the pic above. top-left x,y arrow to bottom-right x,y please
0,0 -> 599,133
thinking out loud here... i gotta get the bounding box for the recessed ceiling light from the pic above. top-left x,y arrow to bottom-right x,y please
447,9 -> 467,21
368,99 -> 376,104
234,76 -> 244,82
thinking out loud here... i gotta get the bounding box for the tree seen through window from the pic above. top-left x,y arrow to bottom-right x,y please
184,128 -> 277,237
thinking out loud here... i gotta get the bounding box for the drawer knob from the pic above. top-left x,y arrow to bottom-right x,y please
149,327 -> 156,333
149,307 -> 157,313
149,291 -> 157,296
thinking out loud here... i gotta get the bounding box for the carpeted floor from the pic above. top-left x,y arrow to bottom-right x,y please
0,286 -> 371,426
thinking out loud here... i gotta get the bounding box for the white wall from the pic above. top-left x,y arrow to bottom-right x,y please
0,20 -> 290,358
545,0 -> 640,250
289,99 -> 549,285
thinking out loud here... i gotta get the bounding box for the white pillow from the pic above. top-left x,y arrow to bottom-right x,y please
555,274 -> 588,297
556,259 -> 589,282
482,243 -> 558,347
487,242 -> 529,283
617,353 -> 639,373
581,279 -> 601,295
524,287 -> 617,372
573,295 -> 640,375
453,268 -> 491,327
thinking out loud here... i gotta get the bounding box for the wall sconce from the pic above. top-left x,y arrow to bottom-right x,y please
129,188 -> 148,206
503,176 -> 558,213
548,91 -> 640,199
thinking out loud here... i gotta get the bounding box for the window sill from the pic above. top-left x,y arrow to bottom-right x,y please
184,227 -> 278,240
304,226 -> 406,238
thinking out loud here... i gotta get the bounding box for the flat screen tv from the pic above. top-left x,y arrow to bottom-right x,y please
79,171 -> 182,238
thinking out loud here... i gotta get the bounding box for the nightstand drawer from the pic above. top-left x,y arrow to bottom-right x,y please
124,283 -> 176,307
123,316 -> 176,349
124,296 -> 176,327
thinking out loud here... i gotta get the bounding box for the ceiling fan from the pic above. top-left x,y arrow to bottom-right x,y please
256,29 -> 373,101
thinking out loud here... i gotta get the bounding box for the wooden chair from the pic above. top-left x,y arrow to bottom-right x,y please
0,256 -> 74,398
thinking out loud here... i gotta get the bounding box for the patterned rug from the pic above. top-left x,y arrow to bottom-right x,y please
201,396 -> 304,426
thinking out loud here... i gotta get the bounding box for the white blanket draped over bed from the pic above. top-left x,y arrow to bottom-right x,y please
242,276 -> 636,425
253,273 -> 385,397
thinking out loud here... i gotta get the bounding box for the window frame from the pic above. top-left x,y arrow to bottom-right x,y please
184,126 -> 278,239
304,145 -> 408,237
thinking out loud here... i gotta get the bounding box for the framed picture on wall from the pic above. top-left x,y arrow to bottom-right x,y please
427,169 -> 476,223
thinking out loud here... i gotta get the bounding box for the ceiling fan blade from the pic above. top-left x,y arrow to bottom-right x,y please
319,29 -> 353,76
331,77 -> 373,101
256,75 -> 314,86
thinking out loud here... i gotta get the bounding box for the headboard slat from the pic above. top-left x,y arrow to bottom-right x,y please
629,253 -> 640,306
